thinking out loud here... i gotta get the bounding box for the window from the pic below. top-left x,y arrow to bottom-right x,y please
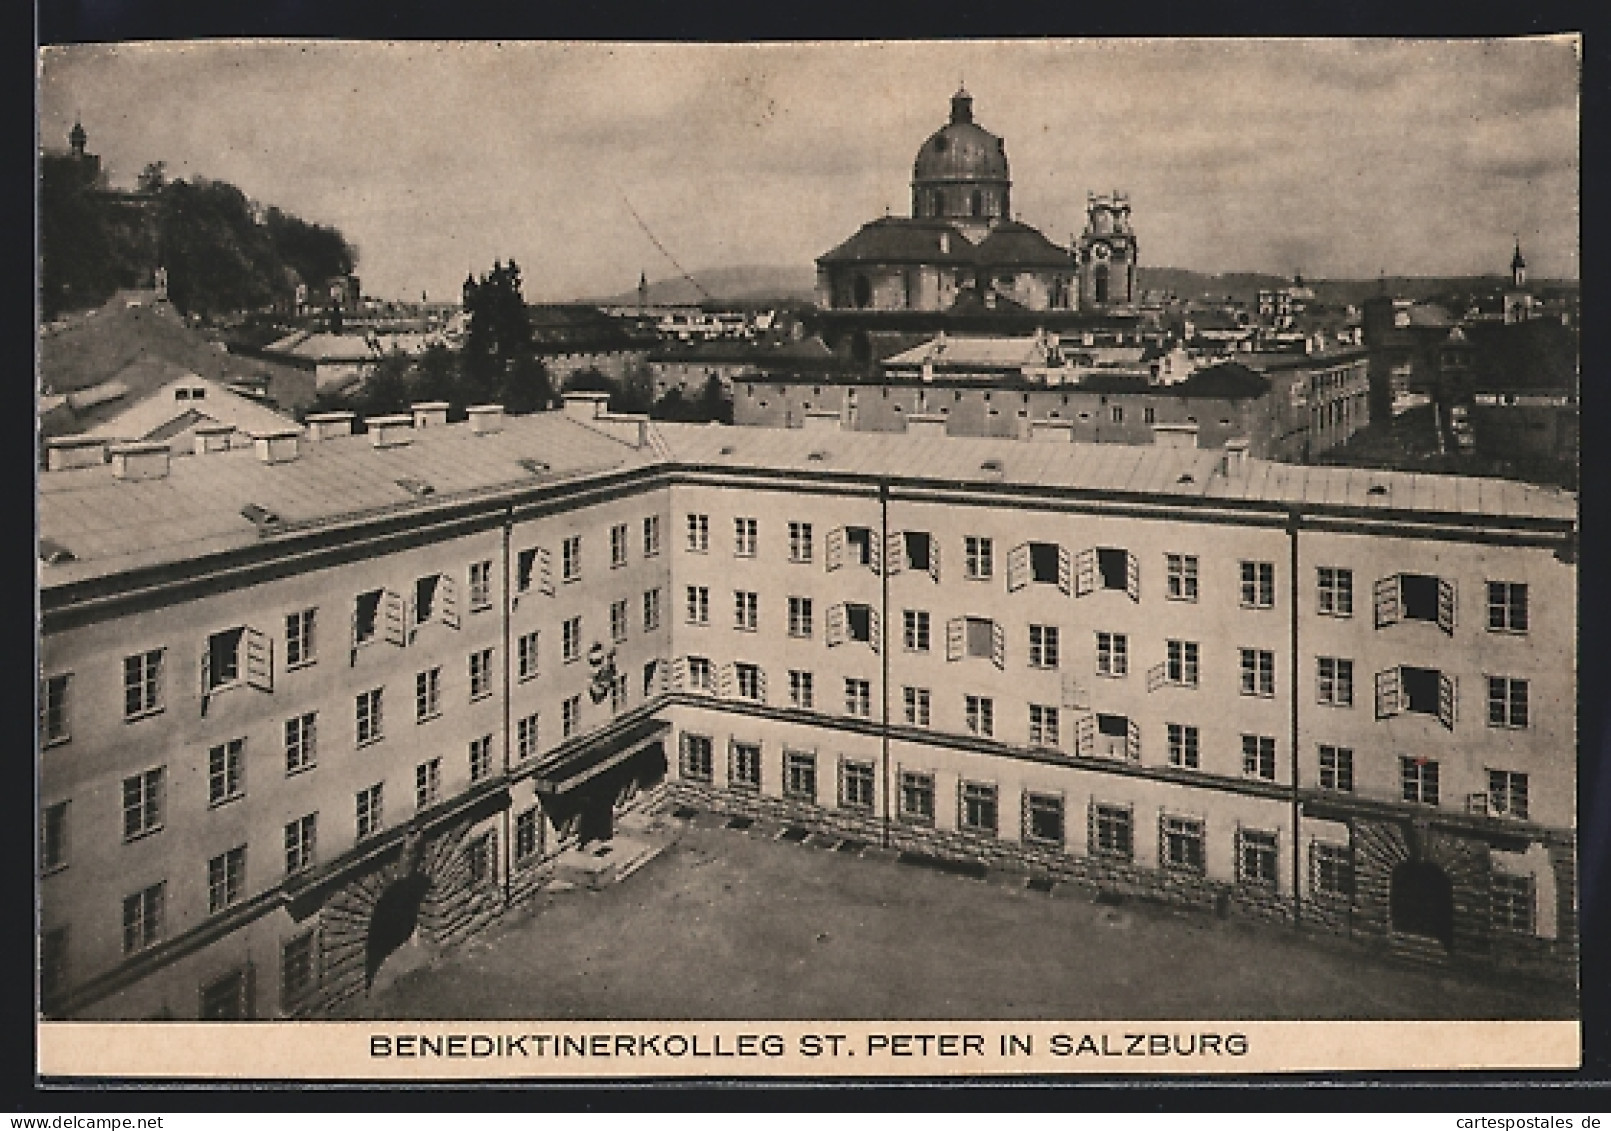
207,845 -> 247,913
789,521 -> 814,563
515,546 -> 554,599
208,738 -> 246,806
518,630 -> 539,681
39,672 -> 71,745
643,659 -> 660,698
554,537 -> 579,584
788,596 -> 814,638
469,560 -> 494,609
203,627 -> 247,692
1401,757 -> 1440,806
1028,704 -> 1060,747
1166,554 -> 1199,601
900,771 -> 935,824
123,649 -> 163,719
897,530 -> 938,579
1029,625 -> 1060,669
355,688 -> 383,746
965,694 -> 994,737
1318,745 -> 1354,792
1317,657 -> 1354,706
1165,640 -> 1199,687
562,695 -> 581,738
1491,872 -> 1535,933
356,783 -> 384,838
838,526 -> 876,569
688,657 -> 714,692
845,678 -> 872,718
1092,804 -> 1133,860
1237,829 -> 1279,888
1025,793 -> 1065,846
642,515 -> 661,558
515,808 -> 540,863
1377,665 -> 1457,728
960,781 -> 998,834
788,670 -> 814,709
516,713 -> 540,762
281,931 -> 318,1009
284,814 -> 316,876
1111,404 -> 1124,424
353,589 -> 383,646
1162,815 -> 1205,872
562,617 -> 582,663
1488,770 -> 1530,820
902,686 -> 931,727
121,767 -> 164,840
1311,843 -> 1353,898
686,513 -> 709,553
1488,581 -> 1528,633
1376,572 -> 1455,633
416,668 -> 441,722
122,882 -> 164,954
413,575 -> 441,626
1096,632 -> 1129,677
42,801 -> 68,871
947,616 -> 1003,668
468,734 -> 493,783
283,712 -> 318,776
685,586 -> 710,625
1239,648 -> 1275,697
681,734 -> 714,782
733,591 -> 759,631
784,750 -> 817,800
734,517 -> 758,557
734,663 -> 764,703
841,760 -> 875,809
1240,561 -> 1275,608
1092,547 -> 1135,594
469,648 -> 494,700
610,598 -> 629,644
1242,734 -> 1277,780
642,588 -> 661,633
1008,542 -> 1069,591
965,535 -> 994,579
1317,567 -> 1353,617
1167,723 -> 1200,769
286,608 -> 317,667
611,523 -> 629,568
904,610 -> 931,652
1487,677 -> 1529,729
466,833 -> 495,887
730,741 -> 762,790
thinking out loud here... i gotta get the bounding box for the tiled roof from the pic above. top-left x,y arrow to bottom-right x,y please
817,218 -> 977,265
883,334 -> 1053,369
973,221 -> 1074,269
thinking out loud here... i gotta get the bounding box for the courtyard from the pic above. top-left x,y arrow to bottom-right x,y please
351,807 -> 1577,1022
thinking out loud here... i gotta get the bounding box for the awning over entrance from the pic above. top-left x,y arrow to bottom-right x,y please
531,716 -> 670,798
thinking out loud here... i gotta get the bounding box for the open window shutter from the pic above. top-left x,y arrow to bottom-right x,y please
244,627 -> 273,692
946,617 -> 965,661
200,648 -> 212,717
538,548 -> 555,597
885,532 -> 905,576
1057,546 -> 1072,596
1061,672 -> 1090,711
929,540 -> 941,583
1146,662 -> 1167,693
869,609 -> 882,655
1438,673 -> 1456,730
382,590 -> 407,647
1373,575 -> 1400,628
756,668 -> 769,705
868,532 -> 882,576
349,608 -> 359,667
826,604 -> 846,647
825,528 -> 845,572
718,663 -> 736,699
1074,548 -> 1096,596
991,621 -> 1005,670
1126,552 -> 1141,602
1374,667 -> 1402,718
1126,719 -> 1141,762
1075,713 -> 1095,758
405,592 -> 419,645
668,657 -> 688,691
439,574 -> 460,629
1006,543 -> 1030,592
1437,579 -> 1456,635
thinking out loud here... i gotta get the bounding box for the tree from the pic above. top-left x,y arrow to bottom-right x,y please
697,373 -> 733,424
503,354 -> 554,415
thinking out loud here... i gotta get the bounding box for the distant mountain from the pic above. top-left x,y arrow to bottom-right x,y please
588,264 -> 817,307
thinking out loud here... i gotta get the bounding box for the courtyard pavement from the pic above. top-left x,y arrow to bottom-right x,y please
353,810 -> 1578,1021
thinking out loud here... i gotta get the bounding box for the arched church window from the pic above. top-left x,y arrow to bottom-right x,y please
971,190 -> 983,217
853,275 -> 872,309
1094,265 -> 1110,306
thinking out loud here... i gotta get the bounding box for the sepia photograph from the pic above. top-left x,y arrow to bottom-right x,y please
34,36 -> 1582,1078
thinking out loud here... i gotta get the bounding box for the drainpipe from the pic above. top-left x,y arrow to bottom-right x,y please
1287,506 -> 1303,927
880,479 -> 892,849
500,503 -> 513,909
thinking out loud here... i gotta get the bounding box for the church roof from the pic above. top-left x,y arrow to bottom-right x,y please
912,89 -> 1010,185
816,218 -> 978,266
974,221 -> 1074,269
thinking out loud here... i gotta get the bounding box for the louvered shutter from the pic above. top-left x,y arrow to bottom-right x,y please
826,604 -> 847,647
756,668 -> 769,705
1125,552 -> 1141,602
1126,719 -> 1142,762
1374,575 -> 1400,628
1075,713 -> 1095,758
1438,673 -> 1456,730
825,527 -> 845,572
718,663 -> 736,699
946,617 -> 965,661
1437,579 -> 1457,635
439,574 -> 461,629
405,592 -> 418,644
1061,672 -> 1089,711
1074,548 -> 1096,596
869,608 -> 882,655
244,627 -> 273,692
867,531 -> 882,576
668,657 -> 688,691
929,540 -> 942,583
1375,667 -> 1402,718
1006,543 -> 1030,592
1057,546 -> 1072,596
1146,662 -> 1167,693
200,648 -> 212,716
349,608 -> 360,667
885,531 -> 905,576
991,621 -> 1005,670
537,548 -> 555,597
382,590 -> 408,647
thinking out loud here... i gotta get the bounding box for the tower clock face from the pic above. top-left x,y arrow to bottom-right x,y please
1092,242 -> 1112,261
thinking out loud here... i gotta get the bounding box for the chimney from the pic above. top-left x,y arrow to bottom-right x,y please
304,411 -> 355,442
109,441 -> 171,481
411,401 -> 450,429
252,427 -> 302,464
802,409 -> 843,434
1221,437 -> 1250,474
467,404 -> 504,435
44,435 -> 109,471
905,412 -> 948,439
192,422 -> 236,456
1152,421 -> 1200,450
561,391 -> 611,422
1027,418 -> 1074,444
367,414 -> 415,449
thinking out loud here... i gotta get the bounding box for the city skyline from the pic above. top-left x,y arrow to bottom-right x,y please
39,38 -> 1580,302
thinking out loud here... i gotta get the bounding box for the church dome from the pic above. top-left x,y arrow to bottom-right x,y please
912,90 -> 1010,186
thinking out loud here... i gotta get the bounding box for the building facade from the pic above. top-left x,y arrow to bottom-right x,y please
37,399 -> 1576,1019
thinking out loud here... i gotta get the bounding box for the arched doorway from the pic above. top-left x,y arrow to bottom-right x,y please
1389,860 -> 1454,948
366,871 -> 430,987
1094,264 -> 1110,305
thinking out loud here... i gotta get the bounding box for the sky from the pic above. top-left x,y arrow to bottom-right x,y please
38,38 -> 1580,302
